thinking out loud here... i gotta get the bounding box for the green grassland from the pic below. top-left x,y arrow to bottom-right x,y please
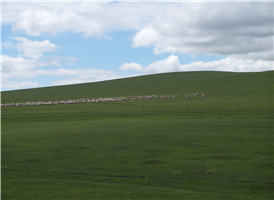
1,71 -> 274,199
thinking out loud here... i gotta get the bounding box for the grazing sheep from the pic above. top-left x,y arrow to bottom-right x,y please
2,93 -> 180,108
182,92 -> 206,98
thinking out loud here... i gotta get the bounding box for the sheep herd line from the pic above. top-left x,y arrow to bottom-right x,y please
1,93 -> 181,107
183,92 -> 208,98
1,90 -> 227,108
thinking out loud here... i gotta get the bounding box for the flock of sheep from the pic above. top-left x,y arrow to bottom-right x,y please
183,92 -> 208,98
1,93 -> 180,107
2,88 -> 249,108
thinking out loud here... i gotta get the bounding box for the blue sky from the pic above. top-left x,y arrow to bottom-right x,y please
1,1 -> 273,91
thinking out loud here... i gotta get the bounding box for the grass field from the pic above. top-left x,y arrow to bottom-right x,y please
1,71 -> 274,199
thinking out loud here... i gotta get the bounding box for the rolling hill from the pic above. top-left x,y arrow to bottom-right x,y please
1,70 -> 273,199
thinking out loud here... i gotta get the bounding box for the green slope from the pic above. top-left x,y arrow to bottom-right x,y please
2,71 -> 273,109
2,71 -> 273,199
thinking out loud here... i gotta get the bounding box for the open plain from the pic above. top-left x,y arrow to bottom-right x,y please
1,71 -> 273,199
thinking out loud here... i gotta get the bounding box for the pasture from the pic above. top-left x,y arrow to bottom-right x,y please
1,71 -> 274,199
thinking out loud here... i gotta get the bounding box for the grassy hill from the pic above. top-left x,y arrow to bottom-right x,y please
2,71 -> 273,107
2,71 -> 273,199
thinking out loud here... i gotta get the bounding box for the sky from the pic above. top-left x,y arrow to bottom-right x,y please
1,1 -> 273,91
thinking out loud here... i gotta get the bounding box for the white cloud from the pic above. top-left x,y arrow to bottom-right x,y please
132,2 -> 273,60
2,2 -> 162,37
142,55 -> 180,74
119,62 -> 143,71
231,50 -> 273,61
1,54 -> 76,81
119,56 -> 181,74
3,2 -> 272,61
3,2 -> 273,55
1,37 -> 78,90
1,54 -> 124,89
2,41 -> 15,49
1,55 -> 45,81
119,55 -> 273,74
11,37 -> 60,59
1,35 -> 124,89
132,27 -> 160,48
2,81 -> 38,90
179,57 -> 273,72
